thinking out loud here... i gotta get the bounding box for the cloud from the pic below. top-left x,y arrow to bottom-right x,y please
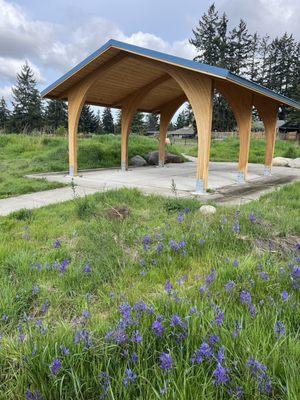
0,56 -> 44,82
0,85 -> 12,101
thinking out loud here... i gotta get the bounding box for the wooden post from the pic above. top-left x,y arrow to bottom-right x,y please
215,81 -> 253,182
166,68 -> 213,193
254,96 -> 279,175
67,89 -> 86,176
158,95 -> 186,166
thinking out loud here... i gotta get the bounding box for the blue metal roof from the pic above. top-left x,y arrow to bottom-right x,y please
41,39 -> 300,110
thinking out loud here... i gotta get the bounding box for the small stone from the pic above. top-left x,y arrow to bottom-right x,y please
130,155 -> 147,166
289,158 -> 300,168
272,157 -> 292,167
199,205 -> 216,215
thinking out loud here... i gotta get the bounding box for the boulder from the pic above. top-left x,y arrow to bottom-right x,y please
289,158 -> 300,168
199,205 -> 216,215
146,151 -> 159,165
130,155 -> 147,167
145,150 -> 183,165
272,157 -> 292,167
165,152 -> 184,163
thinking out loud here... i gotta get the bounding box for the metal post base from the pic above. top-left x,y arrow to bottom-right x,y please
121,161 -> 128,171
237,171 -> 246,183
192,179 -> 206,195
158,159 -> 165,167
264,166 -> 271,176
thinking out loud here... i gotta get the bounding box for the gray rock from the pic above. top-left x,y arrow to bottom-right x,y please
165,152 -> 184,163
289,158 -> 300,168
146,150 -> 183,165
272,157 -> 292,167
130,155 -> 147,166
199,205 -> 216,215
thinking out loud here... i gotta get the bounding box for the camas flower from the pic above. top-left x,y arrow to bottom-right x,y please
224,280 -> 235,292
205,269 -> 216,285
191,342 -> 213,364
98,372 -> 111,400
49,359 -> 62,376
281,291 -> 289,301
159,352 -> 173,371
246,358 -> 272,394
164,280 -> 173,294
274,321 -> 286,338
26,389 -> 43,400
213,363 -> 230,385
123,368 -> 137,386
53,240 -> 61,248
152,318 -> 165,337
83,263 -> 91,273
240,290 -> 252,306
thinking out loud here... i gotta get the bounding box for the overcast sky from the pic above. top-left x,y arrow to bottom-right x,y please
1,0 -> 299,105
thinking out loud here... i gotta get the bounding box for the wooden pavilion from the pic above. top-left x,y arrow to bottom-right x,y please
41,39 -> 300,194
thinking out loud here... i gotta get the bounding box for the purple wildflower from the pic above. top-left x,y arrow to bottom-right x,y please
246,358 -> 272,394
83,263 -> 91,273
177,213 -> 184,222
189,306 -> 197,315
152,318 -> 165,337
232,219 -> 240,234
49,359 -> 62,376
191,342 -> 213,364
281,291 -> 289,301
224,280 -> 235,292
199,284 -> 207,295
214,307 -> 224,326
60,259 -> 70,273
53,240 -> 61,248
156,243 -> 164,253
32,285 -> 40,295
123,368 -> 137,386
98,372 -> 111,400
274,321 -> 286,338
82,310 -> 90,319
131,330 -> 143,343
142,235 -> 151,246
233,259 -> 239,267
240,290 -> 252,306
60,345 -> 70,355
159,352 -> 173,371
249,212 -> 256,223
209,335 -> 220,346
26,389 -> 43,400
74,329 -> 93,348
213,363 -> 230,385
259,271 -> 269,281
206,269 -> 216,285
164,280 -> 173,294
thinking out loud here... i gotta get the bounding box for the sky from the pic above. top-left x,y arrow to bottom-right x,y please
1,0 -> 300,107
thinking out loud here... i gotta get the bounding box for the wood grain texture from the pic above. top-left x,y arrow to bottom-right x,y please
166,67 -> 213,189
254,95 -> 279,169
215,81 -> 253,179
159,95 -> 187,165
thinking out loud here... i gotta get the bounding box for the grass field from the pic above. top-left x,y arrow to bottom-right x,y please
0,134 -> 299,199
0,182 -> 299,399
181,136 -> 300,163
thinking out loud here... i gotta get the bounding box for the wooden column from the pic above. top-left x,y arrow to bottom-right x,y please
215,81 -> 253,182
65,53 -> 127,176
119,75 -> 171,170
158,95 -> 186,166
167,68 -> 213,193
254,96 -> 279,175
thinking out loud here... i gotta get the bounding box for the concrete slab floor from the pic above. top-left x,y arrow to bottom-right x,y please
0,161 -> 299,216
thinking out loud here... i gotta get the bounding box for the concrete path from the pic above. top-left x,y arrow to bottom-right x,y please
0,161 -> 299,216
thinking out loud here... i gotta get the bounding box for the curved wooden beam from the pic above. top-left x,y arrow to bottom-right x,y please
215,81 -> 253,181
165,67 -> 213,193
158,95 -> 187,166
67,52 -> 127,176
120,75 -> 172,170
253,95 -> 279,175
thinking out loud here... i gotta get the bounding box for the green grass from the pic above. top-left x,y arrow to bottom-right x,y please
182,137 -> 300,163
0,134 -> 182,199
0,182 -> 299,399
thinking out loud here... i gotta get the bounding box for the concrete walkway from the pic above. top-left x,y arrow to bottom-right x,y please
0,161 -> 299,216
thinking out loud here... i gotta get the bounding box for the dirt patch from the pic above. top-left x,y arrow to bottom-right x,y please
253,235 -> 299,255
106,205 -> 130,220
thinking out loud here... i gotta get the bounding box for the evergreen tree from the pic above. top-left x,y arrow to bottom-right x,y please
0,97 -> 10,131
287,84 -> 300,123
95,110 -> 103,134
190,4 -> 220,66
145,113 -> 159,131
227,20 -> 252,75
131,112 -> 145,134
45,99 -> 67,131
79,105 -> 98,133
102,107 -> 114,133
248,32 -> 260,81
11,63 -> 42,132
114,110 -> 122,134
175,110 -> 187,129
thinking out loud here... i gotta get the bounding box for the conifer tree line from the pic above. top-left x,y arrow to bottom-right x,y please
0,3 -> 299,134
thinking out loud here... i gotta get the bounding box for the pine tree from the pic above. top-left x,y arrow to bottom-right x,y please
79,105 -> 98,133
0,97 -> 10,132
248,32 -> 260,81
102,107 -> 114,133
217,12 -> 229,68
287,84 -> 300,123
145,113 -> 159,131
95,110 -> 103,134
11,63 -> 43,133
131,112 -> 145,134
45,100 -> 67,131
